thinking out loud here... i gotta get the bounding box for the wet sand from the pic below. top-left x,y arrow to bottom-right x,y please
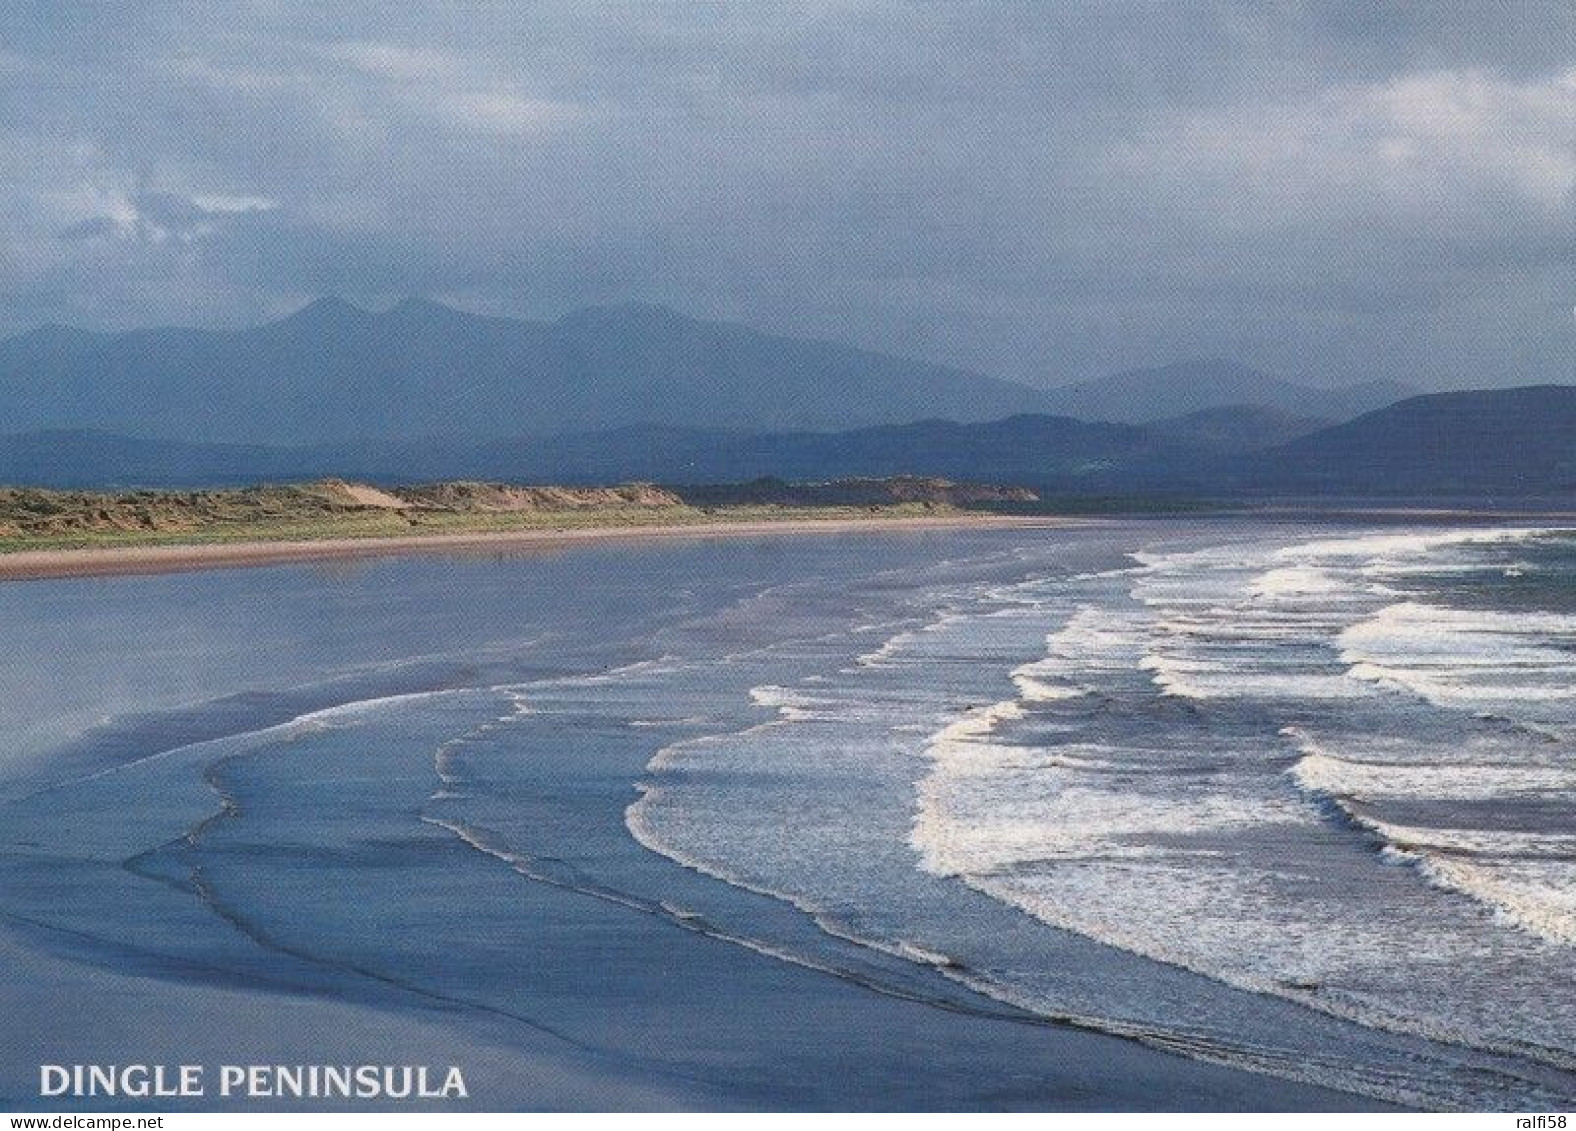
0,514 -> 1074,582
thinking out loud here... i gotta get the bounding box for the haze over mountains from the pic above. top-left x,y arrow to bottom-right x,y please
1039,359 -> 1413,425
0,298 -> 1054,443
2,297 -> 1405,444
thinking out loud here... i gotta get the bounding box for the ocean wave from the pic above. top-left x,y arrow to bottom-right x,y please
1290,747 -> 1571,802
1338,602 -> 1576,716
908,525 -> 1576,1088
622,524 -> 1576,1106
1271,527 -> 1561,564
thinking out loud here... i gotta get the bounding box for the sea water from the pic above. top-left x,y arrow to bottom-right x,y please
2,523 -> 1573,1109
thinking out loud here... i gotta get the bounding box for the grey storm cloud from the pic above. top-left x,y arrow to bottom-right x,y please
0,0 -> 1572,389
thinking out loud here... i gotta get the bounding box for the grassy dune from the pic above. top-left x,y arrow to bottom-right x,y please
0,479 -> 970,554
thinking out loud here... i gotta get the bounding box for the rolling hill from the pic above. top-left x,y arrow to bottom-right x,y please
1247,386 -> 1576,495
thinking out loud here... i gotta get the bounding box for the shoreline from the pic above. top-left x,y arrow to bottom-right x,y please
0,513 -> 1076,582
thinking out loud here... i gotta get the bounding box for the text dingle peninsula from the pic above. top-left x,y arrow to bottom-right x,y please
40,1064 -> 468,1101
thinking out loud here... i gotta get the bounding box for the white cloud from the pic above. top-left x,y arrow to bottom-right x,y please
56,185 -> 276,245
324,40 -> 465,82
1108,67 -> 1576,221
440,90 -> 581,134
319,38 -> 584,135
187,192 -> 277,214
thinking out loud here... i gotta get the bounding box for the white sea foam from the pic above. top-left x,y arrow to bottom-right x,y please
1009,659 -> 1087,701
1338,602 -> 1576,716
908,525 -> 1576,1085
747,684 -> 839,722
1248,566 -> 1352,600
1271,527 -> 1556,564
1421,856 -> 1576,947
853,633 -> 912,668
1291,748 -> 1571,801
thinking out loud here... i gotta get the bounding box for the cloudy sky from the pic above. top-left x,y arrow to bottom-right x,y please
2,1 -> 1572,389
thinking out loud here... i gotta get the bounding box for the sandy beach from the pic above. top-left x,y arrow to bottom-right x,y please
0,513 -> 1073,582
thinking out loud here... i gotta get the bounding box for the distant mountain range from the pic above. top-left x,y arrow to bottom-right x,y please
5,297 -> 1556,501
1040,359 -> 1414,424
0,298 -> 1050,443
6,385 -> 1573,499
0,297 -> 1408,445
